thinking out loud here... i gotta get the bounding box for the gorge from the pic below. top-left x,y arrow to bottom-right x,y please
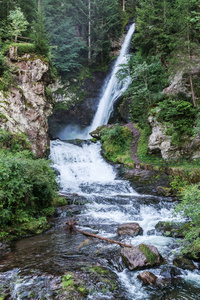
1,22 -> 200,300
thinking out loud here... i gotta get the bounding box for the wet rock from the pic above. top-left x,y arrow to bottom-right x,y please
173,256 -> 197,271
159,265 -> 183,278
137,271 -> 158,285
89,125 -> 112,139
0,242 -> 11,255
117,222 -> 143,237
156,186 -> 173,196
155,221 -> 185,238
147,229 -> 155,235
121,244 -> 164,270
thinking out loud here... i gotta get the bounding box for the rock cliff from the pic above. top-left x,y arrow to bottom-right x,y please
148,111 -> 200,160
0,49 -> 52,157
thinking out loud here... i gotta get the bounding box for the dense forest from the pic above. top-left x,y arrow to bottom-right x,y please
0,0 -> 200,258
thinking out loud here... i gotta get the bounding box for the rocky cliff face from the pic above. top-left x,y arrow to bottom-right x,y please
148,112 -> 200,160
0,50 -> 52,157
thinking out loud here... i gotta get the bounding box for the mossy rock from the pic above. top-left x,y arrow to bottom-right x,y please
121,244 -> 164,270
155,221 -> 187,238
59,265 -> 120,299
173,256 -> 197,271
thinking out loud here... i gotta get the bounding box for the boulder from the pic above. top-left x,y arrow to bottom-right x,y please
117,223 -> 143,237
159,265 -> 183,279
121,244 -> 164,270
156,186 -> 173,196
173,257 -> 197,271
155,221 -> 185,238
137,271 -> 157,285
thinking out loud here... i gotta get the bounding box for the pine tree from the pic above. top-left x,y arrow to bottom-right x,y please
32,0 -> 49,56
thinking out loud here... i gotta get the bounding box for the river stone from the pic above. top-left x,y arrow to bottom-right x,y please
159,265 -> 183,278
117,223 -> 143,236
137,271 -> 157,285
173,257 -> 197,271
155,221 -> 185,238
121,244 -> 164,270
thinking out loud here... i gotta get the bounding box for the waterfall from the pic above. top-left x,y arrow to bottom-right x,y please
85,23 -> 135,136
57,23 -> 135,140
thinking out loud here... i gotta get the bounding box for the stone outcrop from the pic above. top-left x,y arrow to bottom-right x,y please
148,112 -> 200,160
121,244 -> 164,270
173,257 -> 197,271
155,221 -> 185,238
117,223 -> 143,237
0,52 -> 52,157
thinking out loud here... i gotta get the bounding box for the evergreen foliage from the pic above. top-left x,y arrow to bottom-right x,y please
42,0 -> 124,76
31,0 -> 50,56
118,53 -> 167,125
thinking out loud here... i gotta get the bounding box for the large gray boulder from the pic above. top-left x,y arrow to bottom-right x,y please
121,244 -> 164,270
117,223 -> 143,237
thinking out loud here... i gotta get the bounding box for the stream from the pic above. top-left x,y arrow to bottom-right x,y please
1,24 -> 200,300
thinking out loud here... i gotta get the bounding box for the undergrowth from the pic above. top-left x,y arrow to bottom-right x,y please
0,130 -> 60,240
100,124 -> 135,168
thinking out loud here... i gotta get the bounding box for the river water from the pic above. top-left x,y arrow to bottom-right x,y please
1,24 -> 200,299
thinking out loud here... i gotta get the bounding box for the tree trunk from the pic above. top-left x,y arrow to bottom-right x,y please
123,0 -> 125,11
190,73 -> 196,107
88,0 -> 91,62
74,227 -> 133,248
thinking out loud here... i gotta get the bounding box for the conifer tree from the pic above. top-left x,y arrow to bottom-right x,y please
32,0 -> 49,56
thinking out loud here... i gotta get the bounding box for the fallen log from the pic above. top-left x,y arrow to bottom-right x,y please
64,219 -> 132,248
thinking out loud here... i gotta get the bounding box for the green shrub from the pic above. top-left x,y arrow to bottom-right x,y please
0,129 -> 32,153
0,152 -> 58,227
0,54 -> 13,91
174,184 -> 200,258
100,124 -> 135,167
10,42 -> 36,55
157,98 -> 196,144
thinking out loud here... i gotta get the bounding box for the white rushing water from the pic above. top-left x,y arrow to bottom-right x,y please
50,140 -> 137,196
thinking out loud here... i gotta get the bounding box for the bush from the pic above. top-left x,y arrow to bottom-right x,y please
175,184 -> 200,258
157,98 -> 196,144
100,124 -> 135,167
0,129 -> 32,153
0,152 -> 58,227
11,42 -> 36,55
0,53 -> 13,91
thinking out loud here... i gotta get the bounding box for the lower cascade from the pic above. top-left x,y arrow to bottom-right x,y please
1,24 -> 200,300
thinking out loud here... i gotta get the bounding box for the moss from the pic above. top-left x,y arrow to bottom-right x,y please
90,266 -> 109,275
77,286 -> 89,296
139,244 -> 158,264
62,274 -> 74,289
0,113 -> 8,121
0,217 -> 50,241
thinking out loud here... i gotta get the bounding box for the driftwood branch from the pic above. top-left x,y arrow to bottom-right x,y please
64,219 -> 132,248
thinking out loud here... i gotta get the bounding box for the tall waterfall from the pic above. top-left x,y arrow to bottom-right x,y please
57,23 -> 135,140
85,23 -> 135,136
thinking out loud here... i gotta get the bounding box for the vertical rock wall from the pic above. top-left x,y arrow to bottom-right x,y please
0,52 -> 52,157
